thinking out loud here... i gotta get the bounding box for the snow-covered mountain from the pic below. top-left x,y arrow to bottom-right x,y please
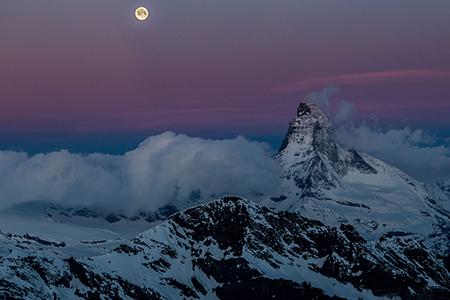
0,201 -> 178,258
2,197 -> 450,299
2,100 -> 450,299
262,100 -> 450,255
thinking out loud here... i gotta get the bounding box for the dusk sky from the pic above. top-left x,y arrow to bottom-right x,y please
1,0 -> 450,154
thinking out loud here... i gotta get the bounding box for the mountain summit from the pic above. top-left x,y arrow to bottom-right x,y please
278,100 -> 334,154
266,100 -> 450,255
276,100 -> 376,196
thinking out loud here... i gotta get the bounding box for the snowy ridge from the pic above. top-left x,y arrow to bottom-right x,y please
1,197 -> 450,299
265,100 -> 450,255
0,201 -> 162,258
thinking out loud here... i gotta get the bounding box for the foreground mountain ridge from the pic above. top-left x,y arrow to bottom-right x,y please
2,196 -> 450,299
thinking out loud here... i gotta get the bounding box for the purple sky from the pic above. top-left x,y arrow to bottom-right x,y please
1,0 -> 450,143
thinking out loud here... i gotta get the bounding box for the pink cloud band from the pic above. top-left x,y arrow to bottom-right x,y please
275,70 -> 450,92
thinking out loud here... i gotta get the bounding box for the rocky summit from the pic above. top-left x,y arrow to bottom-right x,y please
276,100 -> 377,195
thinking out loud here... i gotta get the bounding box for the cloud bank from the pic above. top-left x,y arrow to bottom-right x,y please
0,132 -> 281,214
335,126 -> 450,183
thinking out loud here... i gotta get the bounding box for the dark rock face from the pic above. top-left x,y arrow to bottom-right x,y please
194,257 -> 262,283
437,179 -> 450,197
216,278 -> 345,300
105,214 -> 122,223
347,149 -> 377,175
270,195 -> 288,202
278,125 -> 294,153
297,101 -> 313,116
1,197 -> 450,299
171,196 -> 253,256
60,203 -> 179,224
163,197 -> 450,299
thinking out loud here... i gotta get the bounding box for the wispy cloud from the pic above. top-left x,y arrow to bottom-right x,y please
274,70 -> 450,92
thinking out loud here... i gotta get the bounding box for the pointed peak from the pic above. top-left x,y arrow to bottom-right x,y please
277,100 -> 334,154
296,100 -> 328,119
291,100 -> 333,134
297,101 -> 313,116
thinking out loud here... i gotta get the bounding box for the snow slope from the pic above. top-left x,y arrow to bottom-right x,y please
0,201 -> 177,258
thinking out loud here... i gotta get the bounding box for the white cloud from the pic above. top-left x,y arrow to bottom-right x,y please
0,132 -> 281,214
304,85 -> 340,109
303,86 -> 355,124
335,126 -> 450,183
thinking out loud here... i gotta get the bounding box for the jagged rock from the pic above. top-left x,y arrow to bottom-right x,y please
1,197 -> 449,299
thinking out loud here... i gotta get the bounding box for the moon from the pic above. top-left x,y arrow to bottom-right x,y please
135,7 -> 149,21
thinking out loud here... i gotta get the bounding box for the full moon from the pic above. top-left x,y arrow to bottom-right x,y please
135,7 -> 149,21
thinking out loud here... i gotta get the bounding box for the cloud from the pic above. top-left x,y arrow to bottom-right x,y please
303,86 -> 355,124
334,100 -> 356,123
0,132 -> 281,214
274,70 -> 450,92
304,85 -> 340,109
335,126 -> 450,183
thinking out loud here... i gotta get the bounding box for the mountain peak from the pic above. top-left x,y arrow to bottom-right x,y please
296,100 -> 325,118
278,100 -> 333,153
297,100 -> 313,116
276,100 -> 377,194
